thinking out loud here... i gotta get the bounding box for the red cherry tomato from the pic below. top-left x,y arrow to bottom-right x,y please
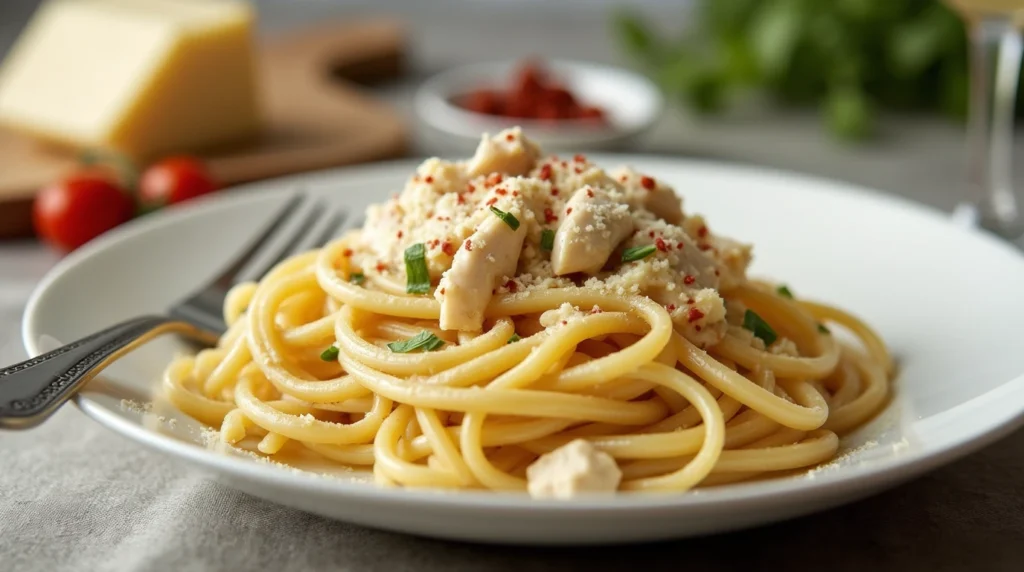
33,170 -> 135,252
139,156 -> 219,208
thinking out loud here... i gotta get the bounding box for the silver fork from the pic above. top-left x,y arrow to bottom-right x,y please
0,194 -> 348,430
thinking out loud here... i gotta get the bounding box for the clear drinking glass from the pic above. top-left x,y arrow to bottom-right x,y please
947,1 -> 1024,238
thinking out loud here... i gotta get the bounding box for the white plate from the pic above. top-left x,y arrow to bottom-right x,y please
415,60 -> 662,151
21,157 -> 1024,545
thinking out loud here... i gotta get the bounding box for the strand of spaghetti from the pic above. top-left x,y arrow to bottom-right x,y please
822,350 -> 888,434
620,430 -> 838,479
826,358 -> 861,409
306,397 -> 374,413
487,292 -> 673,388
281,312 -> 338,347
317,239 -> 440,319
402,418 -> 575,462
257,433 -> 289,454
373,405 -> 464,488
203,333 -> 251,397
800,300 -> 894,377
642,391 -> 743,433
163,357 -> 234,426
341,351 -> 667,423
247,261 -> 369,403
456,317 -> 655,490
490,313 -> 646,389
414,407 -> 477,486
224,282 -> 257,326
370,320 -> 459,344
722,409 -> 783,448
334,306 -> 516,376
234,376 -> 391,444
303,442 -> 375,465
620,364 -> 725,491
674,333 -> 829,430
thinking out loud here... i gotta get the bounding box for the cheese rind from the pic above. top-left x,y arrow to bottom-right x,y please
0,0 -> 261,159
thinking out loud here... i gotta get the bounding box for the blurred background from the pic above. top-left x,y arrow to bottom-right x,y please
1,0 -> 1024,246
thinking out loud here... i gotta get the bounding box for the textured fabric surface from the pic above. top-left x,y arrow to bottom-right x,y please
2,243 -> 1024,572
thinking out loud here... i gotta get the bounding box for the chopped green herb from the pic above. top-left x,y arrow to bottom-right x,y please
387,330 -> 445,353
817,323 -> 831,334
404,243 -> 430,294
320,346 -> 340,361
489,206 -> 521,230
622,244 -> 657,262
776,285 -> 794,299
507,334 -> 521,344
540,229 -> 555,251
742,310 -> 778,346
349,272 -> 365,285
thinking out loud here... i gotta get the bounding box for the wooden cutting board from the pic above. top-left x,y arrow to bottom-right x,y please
0,19 -> 409,238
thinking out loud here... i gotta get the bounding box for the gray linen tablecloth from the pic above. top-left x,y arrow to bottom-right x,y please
4,1 -> 1024,570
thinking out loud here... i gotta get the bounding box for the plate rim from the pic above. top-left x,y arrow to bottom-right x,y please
21,154 -> 1024,512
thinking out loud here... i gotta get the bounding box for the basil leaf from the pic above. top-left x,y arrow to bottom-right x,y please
742,309 -> 778,346
388,331 -> 445,353
404,243 -> 430,294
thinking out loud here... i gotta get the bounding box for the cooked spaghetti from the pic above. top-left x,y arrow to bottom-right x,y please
164,128 -> 892,497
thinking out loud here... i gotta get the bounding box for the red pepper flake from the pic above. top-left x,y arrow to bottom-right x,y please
666,304 -> 676,312
648,231 -> 655,238
688,308 -> 705,323
456,194 -> 466,205
544,208 -> 558,223
561,320 -> 568,326
573,154 -> 586,163
687,297 -> 695,305
574,166 -> 583,174
699,244 -> 712,251
640,176 -> 656,190
512,190 -> 519,197
619,175 -> 628,183
697,226 -> 708,238
561,161 -> 569,168
677,242 -> 685,250
695,325 -> 702,332
495,188 -> 507,196
375,261 -> 387,273
464,239 -> 473,252
342,248 -> 353,257
683,275 -> 695,285
486,197 -> 498,206
586,188 -> 594,198
550,187 -> 559,196
426,211 -> 434,218
503,279 -> 518,293
424,176 -> 434,184
505,133 -> 515,142
466,183 -> 476,193
441,241 -> 455,256
440,287 -> 446,295
566,207 -> 573,215
487,173 -> 503,186
539,164 -> 553,181
655,237 -> 668,252
396,230 -> 404,239
714,269 -> 720,276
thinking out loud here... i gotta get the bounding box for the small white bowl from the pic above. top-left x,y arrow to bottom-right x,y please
415,59 -> 663,152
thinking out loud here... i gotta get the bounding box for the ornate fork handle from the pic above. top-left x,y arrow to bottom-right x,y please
0,316 -> 216,429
